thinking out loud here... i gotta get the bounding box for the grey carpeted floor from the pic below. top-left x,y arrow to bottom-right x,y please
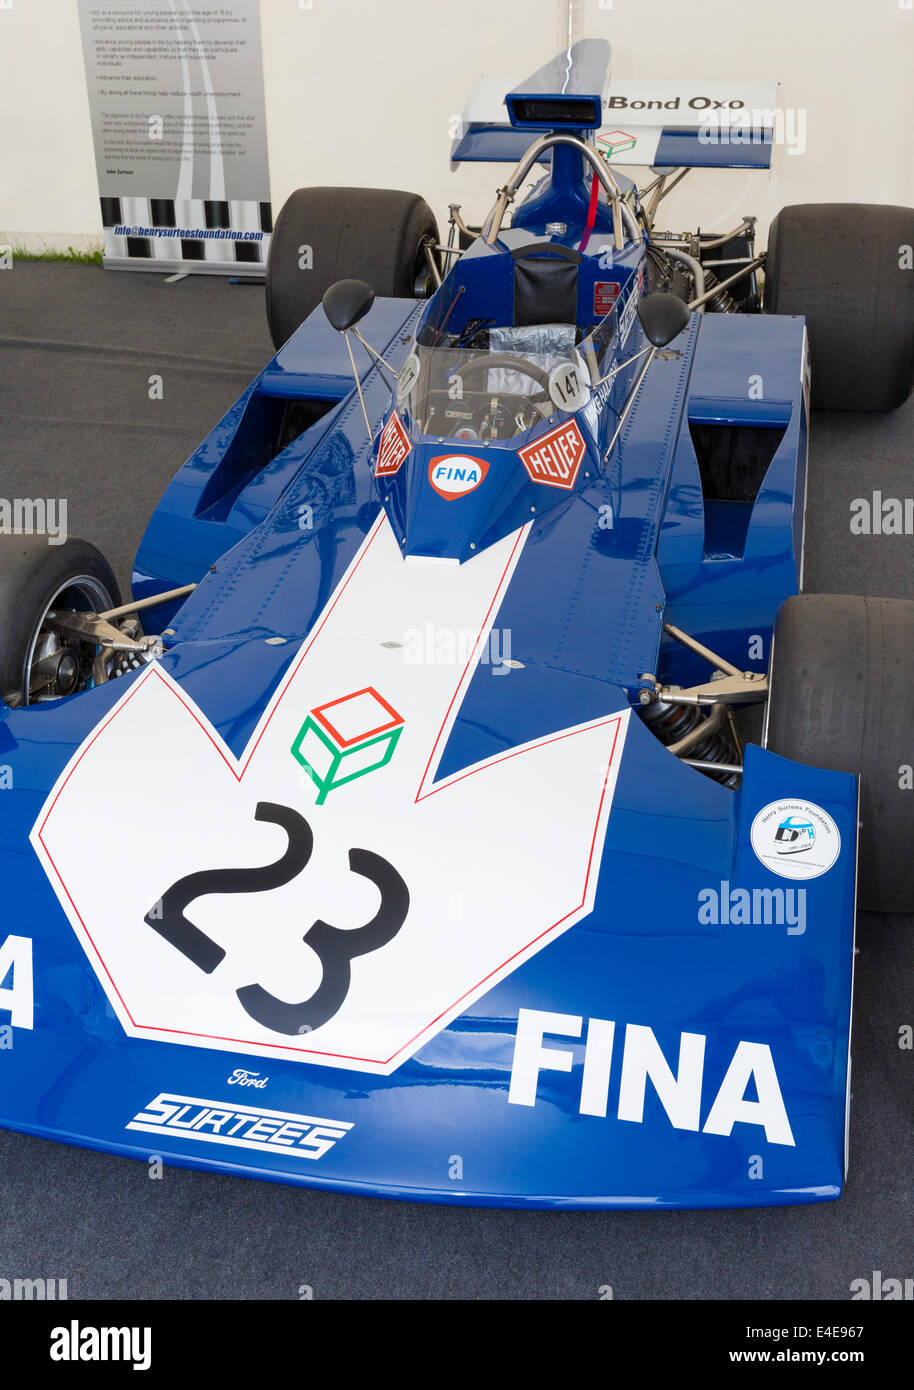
0,262 -> 911,1300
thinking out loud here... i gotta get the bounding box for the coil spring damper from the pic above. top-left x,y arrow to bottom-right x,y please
638,693 -> 740,787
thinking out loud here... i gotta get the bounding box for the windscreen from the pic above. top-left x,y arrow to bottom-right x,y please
398,322 -> 608,443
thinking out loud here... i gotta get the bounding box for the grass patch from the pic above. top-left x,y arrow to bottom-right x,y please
7,244 -> 104,265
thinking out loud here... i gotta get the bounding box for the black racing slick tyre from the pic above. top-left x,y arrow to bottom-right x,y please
0,536 -> 120,707
765,594 -> 914,913
265,187 -> 439,349
764,203 -> 914,411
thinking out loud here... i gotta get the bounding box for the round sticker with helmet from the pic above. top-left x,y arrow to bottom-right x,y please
428,454 -> 489,499
749,799 -> 841,880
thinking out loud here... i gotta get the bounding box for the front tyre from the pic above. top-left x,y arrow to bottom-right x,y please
0,536 -> 120,707
265,187 -> 439,350
765,593 -> 914,912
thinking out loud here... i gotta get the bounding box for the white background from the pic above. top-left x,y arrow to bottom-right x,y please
0,0 -> 912,254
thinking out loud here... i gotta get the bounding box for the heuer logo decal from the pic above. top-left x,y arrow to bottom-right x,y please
374,410 -> 411,477
126,1092 -> 351,1160
518,420 -> 587,489
31,516 -> 630,1076
291,688 -> 404,803
428,454 -> 488,499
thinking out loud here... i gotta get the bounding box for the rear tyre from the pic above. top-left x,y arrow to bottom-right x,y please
265,187 -> 439,349
0,536 -> 120,707
764,203 -> 914,410
765,593 -> 914,912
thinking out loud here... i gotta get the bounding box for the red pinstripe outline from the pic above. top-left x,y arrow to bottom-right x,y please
35,516 -> 626,1070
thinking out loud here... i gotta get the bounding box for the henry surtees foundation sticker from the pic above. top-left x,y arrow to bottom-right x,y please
750,799 -> 841,881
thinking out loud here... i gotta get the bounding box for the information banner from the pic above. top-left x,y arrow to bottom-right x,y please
77,0 -> 272,275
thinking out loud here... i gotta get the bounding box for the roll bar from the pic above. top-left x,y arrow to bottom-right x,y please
480,131 -> 641,251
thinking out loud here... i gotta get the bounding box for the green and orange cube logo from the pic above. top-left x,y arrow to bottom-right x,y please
291,687 -> 405,804
597,129 -> 637,159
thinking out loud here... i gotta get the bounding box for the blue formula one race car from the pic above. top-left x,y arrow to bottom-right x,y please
1,41 -> 913,1209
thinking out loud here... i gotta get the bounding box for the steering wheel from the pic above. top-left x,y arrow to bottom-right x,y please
450,352 -> 551,395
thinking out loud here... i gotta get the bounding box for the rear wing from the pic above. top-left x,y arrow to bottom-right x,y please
451,51 -> 779,171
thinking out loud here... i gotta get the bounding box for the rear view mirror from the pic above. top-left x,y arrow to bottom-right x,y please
322,279 -> 375,332
321,279 -> 393,443
636,293 -> 690,348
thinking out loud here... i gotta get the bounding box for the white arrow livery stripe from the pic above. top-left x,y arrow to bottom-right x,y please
32,516 -> 629,1075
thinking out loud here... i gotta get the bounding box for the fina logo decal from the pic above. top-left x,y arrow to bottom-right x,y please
750,799 -> 841,881
291,688 -> 404,804
428,454 -> 488,499
126,1092 -> 351,1160
509,1010 -> 795,1146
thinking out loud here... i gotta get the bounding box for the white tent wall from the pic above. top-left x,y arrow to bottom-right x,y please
0,0 -> 911,256
0,0 -> 100,253
579,0 -> 914,250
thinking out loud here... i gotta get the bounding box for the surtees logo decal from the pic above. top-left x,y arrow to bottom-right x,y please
428,454 -> 488,498
750,799 -> 841,881
509,1009 -> 795,1146
291,688 -> 404,803
374,410 -> 411,477
31,517 -> 630,1075
126,1093 -> 351,1159
592,364 -> 620,415
517,420 -> 587,489
618,281 -> 639,348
